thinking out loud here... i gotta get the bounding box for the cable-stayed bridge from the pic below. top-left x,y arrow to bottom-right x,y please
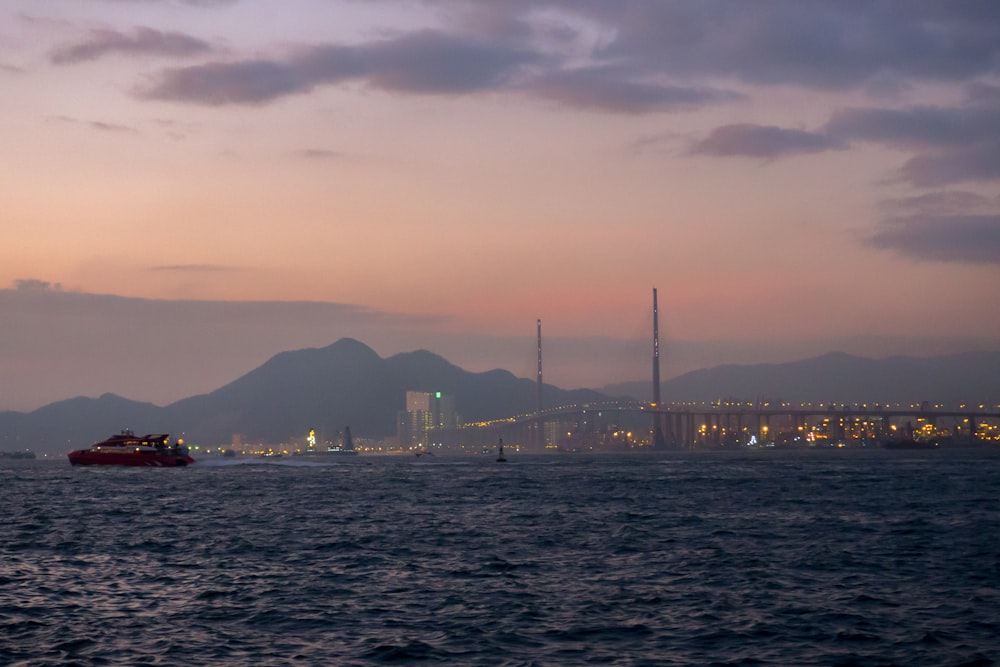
465,399 -> 1000,451
445,289 -> 999,451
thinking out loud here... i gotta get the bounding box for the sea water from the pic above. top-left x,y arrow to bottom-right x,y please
2,450 -> 999,666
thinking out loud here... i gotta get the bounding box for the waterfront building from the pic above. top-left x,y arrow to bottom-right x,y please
399,391 -> 458,449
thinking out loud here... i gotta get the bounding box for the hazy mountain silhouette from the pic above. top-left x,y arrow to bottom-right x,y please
2,338 -> 603,451
2,341 -> 997,454
602,350 -> 1000,405
163,338 -> 604,444
0,393 -> 165,452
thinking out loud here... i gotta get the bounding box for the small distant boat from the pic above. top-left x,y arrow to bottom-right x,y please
496,438 -> 507,463
68,429 -> 194,467
324,426 -> 358,455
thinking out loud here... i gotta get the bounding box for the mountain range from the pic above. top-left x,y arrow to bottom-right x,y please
0,338 -> 603,453
612,350 -> 1000,405
2,339 -> 997,455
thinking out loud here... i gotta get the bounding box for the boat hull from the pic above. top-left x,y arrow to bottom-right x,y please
68,450 -> 194,467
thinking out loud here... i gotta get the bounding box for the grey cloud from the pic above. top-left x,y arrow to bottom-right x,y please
576,1 -> 1000,89
128,2 -> 1000,112
425,1 -> 538,42
682,83 -> 1000,176
866,214 -> 1000,264
141,30 -> 539,104
825,103 -> 1000,149
900,140 -> 1000,187
822,87 -> 1000,186
361,29 -> 540,94
139,59 -> 305,105
423,1 -> 1000,89
879,190 -> 993,215
689,124 -> 845,160
526,67 -> 741,113
51,27 -> 214,64
869,187 -> 1000,264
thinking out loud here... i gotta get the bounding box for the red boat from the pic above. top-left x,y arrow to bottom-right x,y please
68,429 -> 195,467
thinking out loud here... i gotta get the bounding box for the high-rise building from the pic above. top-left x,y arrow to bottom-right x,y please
399,391 -> 457,448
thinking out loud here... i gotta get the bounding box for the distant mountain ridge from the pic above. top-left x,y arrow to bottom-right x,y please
602,350 -> 1000,405
0,338 -> 604,452
2,340 -> 997,454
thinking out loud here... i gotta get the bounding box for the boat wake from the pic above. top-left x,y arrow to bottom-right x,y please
196,457 -> 359,468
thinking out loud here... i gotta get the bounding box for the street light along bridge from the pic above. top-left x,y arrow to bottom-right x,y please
484,400 -> 1000,450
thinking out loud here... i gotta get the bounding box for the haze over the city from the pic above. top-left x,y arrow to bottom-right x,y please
2,1 -> 999,412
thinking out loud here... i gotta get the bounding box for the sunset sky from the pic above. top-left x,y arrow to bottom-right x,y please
2,1 -> 999,412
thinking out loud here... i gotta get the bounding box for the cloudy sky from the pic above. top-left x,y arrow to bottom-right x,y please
2,1 -> 1000,412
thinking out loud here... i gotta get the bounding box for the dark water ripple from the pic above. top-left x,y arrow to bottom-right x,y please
2,450 -> 999,665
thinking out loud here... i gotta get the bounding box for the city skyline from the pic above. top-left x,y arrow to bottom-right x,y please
2,1 -> 999,411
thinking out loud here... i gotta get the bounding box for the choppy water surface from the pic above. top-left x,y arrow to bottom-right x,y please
2,450 -> 999,666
